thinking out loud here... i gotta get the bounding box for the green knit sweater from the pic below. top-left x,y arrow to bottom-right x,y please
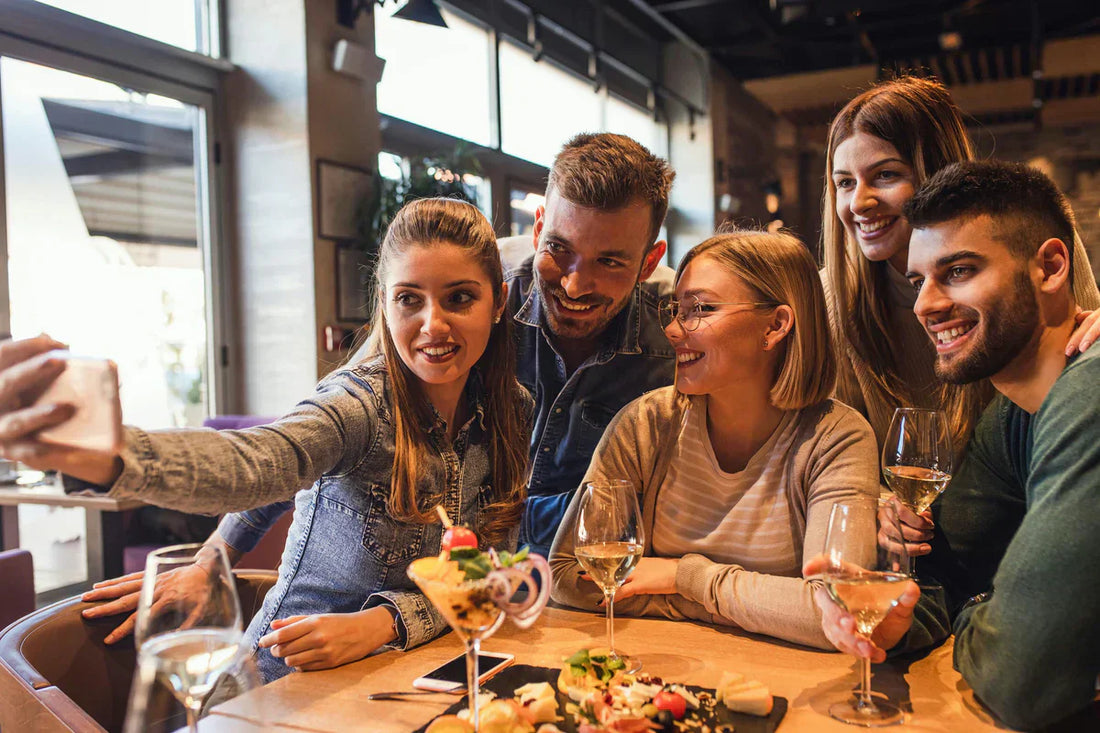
918,346 -> 1100,730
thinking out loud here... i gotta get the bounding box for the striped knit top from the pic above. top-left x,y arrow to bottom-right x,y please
652,401 -> 801,577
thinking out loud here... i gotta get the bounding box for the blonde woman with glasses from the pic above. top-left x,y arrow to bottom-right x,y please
549,229 -> 889,650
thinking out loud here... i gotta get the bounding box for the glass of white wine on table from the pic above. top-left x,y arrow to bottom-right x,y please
881,407 -> 953,577
127,543 -> 245,733
573,479 -> 645,674
822,496 -> 911,727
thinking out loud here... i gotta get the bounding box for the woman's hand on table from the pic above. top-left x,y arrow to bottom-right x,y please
81,562 -> 214,644
1065,308 -> 1100,355
880,496 -> 934,558
803,555 -> 920,663
0,334 -> 122,485
606,557 -> 679,602
258,607 -> 397,672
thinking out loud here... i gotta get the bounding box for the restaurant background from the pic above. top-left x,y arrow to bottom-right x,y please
1,0 -> 1098,619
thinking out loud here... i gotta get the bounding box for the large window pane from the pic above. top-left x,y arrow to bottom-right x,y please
375,7 -> 493,146
606,95 -> 667,158
34,0 -> 213,54
500,41 -> 601,167
510,187 -> 544,237
3,58 -> 211,430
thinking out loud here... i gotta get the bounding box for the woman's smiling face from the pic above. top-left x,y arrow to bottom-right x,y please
663,255 -> 775,398
383,241 -> 501,393
832,131 -> 918,273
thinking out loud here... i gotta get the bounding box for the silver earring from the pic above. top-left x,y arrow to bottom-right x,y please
763,337 -> 770,348
493,314 -> 502,324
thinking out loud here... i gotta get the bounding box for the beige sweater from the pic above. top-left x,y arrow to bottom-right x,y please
548,387 -> 880,650
823,267 -> 937,448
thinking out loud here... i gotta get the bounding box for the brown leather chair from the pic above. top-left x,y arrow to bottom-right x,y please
0,570 -> 277,733
0,548 -> 35,631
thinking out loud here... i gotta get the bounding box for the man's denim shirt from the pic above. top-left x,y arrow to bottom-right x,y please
504,252 -> 676,558
72,358 -> 521,683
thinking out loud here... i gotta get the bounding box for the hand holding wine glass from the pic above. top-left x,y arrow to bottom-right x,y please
131,543 -> 243,733
881,408 -> 952,573
821,496 -> 911,727
572,479 -> 645,673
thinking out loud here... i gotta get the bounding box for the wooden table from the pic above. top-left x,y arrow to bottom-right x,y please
0,476 -> 145,600
208,606 -> 1003,732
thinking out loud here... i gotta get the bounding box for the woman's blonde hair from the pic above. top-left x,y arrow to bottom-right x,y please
365,198 -> 527,548
677,228 -> 835,410
821,76 -> 989,448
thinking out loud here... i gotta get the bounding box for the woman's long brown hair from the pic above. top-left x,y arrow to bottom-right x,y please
821,76 -> 989,450
366,198 -> 527,548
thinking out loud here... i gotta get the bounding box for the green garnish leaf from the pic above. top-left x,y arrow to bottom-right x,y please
564,649 -> 590,667
607,657 -> 626,671
456,554 -> 492,580
512,546 -> 530,563
449,547 -> 480,560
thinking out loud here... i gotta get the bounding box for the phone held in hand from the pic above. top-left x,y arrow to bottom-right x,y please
412,651 -> 515,692
33,351 -> 123,453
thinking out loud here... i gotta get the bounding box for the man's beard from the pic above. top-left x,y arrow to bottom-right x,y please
935,270 -> 1040,385
535,282 -> 626,341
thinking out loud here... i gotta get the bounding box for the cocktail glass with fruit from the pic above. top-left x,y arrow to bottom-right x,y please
407,510 -> 550,729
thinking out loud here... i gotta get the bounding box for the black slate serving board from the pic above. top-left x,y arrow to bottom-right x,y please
415,663 -> 788,733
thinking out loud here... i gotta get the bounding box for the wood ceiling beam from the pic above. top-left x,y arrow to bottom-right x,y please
652,0 -> 734,12
1043,35 -> 1100,77
742,65 -> 877,113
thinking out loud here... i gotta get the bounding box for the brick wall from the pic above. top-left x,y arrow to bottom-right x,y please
974,122 -> 1100,287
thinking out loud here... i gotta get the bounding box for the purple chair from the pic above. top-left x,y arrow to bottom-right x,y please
0,548 -> 35,631
122,416 -> 278,575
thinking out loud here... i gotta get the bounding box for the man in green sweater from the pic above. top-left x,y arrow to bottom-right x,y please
811,159 -> 1100,730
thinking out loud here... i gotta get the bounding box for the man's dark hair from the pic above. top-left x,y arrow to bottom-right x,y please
904,160 -> 1077,282
546,133 -> 675,244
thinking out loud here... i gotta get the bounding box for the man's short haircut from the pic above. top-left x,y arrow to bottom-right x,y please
546,132 -> 675,244
904,160 -> 1077,282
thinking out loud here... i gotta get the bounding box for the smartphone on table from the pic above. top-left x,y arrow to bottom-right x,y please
32,351 -> 123,453
412,651 -> 515,692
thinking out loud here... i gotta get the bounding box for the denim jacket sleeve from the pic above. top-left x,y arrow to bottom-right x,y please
362,589 -> 449,651
99,368 -> 377,514
217,501 -> 295,555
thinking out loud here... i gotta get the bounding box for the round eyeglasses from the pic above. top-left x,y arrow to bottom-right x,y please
658,295 -> 774,332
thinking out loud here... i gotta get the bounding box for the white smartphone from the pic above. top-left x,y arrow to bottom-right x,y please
33,351 -> 123,453
412,651 -> 515,692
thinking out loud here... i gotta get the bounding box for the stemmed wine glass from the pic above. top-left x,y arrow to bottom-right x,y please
130,543 -> 243,733
407,550 -> 550,729
572,479 -> 645,674
881,408 -> 953,576
822,496 -> 911,727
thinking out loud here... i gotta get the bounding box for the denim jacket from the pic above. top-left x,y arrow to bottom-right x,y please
503,250 -> 676,557
87,357 -> 528,682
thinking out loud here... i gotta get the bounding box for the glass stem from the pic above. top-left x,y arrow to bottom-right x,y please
185,705 -> 199,733
605,588 -> 616,654
858,655 -> 874,711
466,637 -> 481,729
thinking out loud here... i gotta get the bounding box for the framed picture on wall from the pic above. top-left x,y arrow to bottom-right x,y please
317,159 -> 372,240
336,246 -> 373,323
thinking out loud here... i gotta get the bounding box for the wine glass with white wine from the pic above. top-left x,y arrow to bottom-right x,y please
822,496 -> 911,727
881,408 -> 952,576
130,543 -> 243,733
573,479 -> 645,674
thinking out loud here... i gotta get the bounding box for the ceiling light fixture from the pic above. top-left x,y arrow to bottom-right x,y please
336,0 -> 447,29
